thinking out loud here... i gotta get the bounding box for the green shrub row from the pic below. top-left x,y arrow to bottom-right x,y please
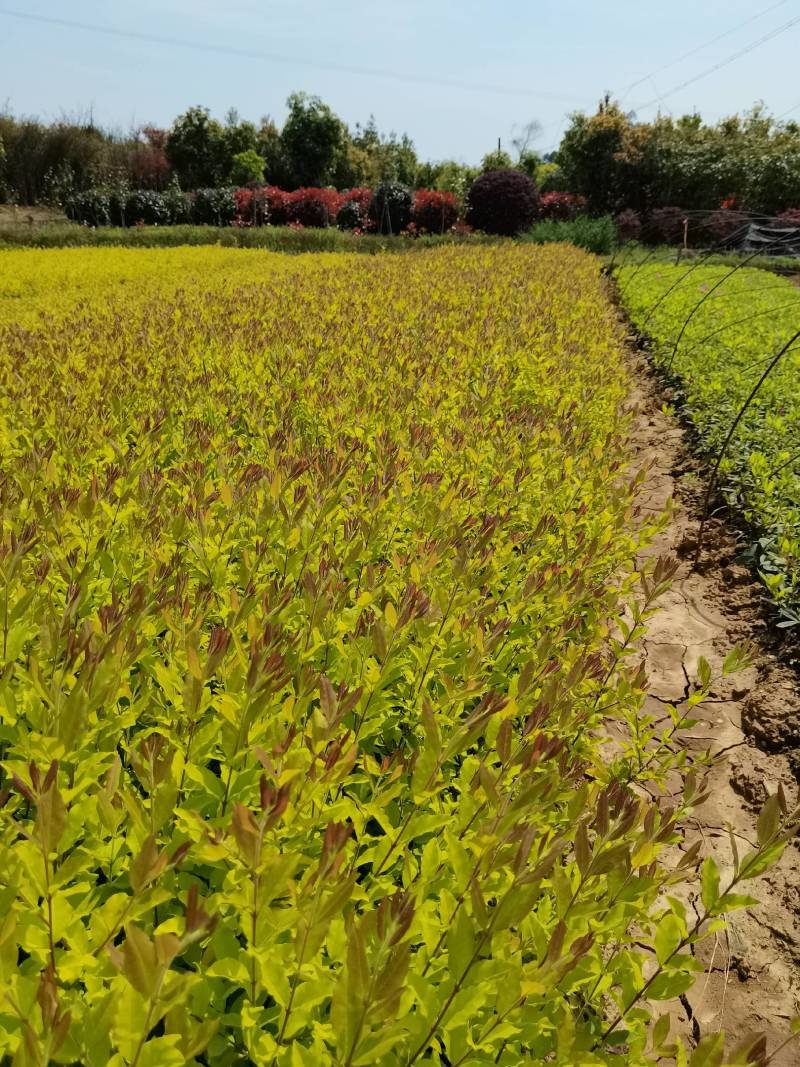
0,223 -> 502,253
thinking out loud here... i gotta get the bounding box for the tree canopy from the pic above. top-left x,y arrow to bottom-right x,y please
556,96 -> 800,215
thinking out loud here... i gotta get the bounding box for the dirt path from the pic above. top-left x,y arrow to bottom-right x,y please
629,354 -> 800,1063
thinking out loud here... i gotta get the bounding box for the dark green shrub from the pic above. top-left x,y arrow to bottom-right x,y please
337,198 -> 365,230
466,169 -> 539,235
191,187 -> 236,225
108,189 -> 128,228
125,190 -> 171,226
369,180 -> 412,235
64,189 -> 111,227
522,215 -> 617,255
164,183 -> 193,224
337,188 -> 373,231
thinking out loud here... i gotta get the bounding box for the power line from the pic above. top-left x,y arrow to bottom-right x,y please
539,10 -> 800,157
0,8 -> 584,104
619,0 -> 790,100
630,14 -> 800,114
534,7 -> 800,157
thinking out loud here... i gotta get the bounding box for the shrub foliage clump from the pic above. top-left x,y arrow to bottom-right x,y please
465,169 -> 539,235
369,180 -> 413,234
0,244 -> 790,1066
191,187 -> 237,226
411,189 -> 459,234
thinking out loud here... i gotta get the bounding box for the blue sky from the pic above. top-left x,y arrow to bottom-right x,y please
2,0 -> 800,163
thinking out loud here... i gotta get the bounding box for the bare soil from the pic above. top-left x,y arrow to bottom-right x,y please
0,203 -> 67,225
629,352 -> 800,1063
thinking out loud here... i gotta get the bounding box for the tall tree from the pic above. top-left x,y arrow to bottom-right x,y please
279,93 -> 346,188
166,106 -> 225,188
556,94 -> 630,213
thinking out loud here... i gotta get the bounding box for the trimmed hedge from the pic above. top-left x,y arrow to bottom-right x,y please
466,169 -> 539,236
125,190 -> 172,226
192,188 -> 237,226
522,215 -> 617,255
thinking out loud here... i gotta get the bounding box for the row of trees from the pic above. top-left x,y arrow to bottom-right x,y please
4,92 -> 800,216
556,96 -> 800,216
0,96 -> 546,207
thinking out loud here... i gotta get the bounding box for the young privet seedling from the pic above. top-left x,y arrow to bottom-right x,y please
0,245 -> 791,1065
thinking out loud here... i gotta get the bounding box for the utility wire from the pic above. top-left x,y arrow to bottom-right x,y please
539,10 -> 800,158
538,2 -> 795,153
0,7 -> 583,104
630,14 -> 800,114
619,0 -> 790,100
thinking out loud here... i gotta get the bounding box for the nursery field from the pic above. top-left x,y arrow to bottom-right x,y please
0,245 -> 788,1066
619,263 -> 800,613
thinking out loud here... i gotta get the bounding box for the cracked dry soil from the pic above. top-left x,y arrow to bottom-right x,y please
629,354 -> 800,1063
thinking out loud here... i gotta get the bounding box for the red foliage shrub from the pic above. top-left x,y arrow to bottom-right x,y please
411,189 -> 460,233
285,187 -> 343,228
703,208 -> 749,244
341,187 -> 372,213
773,208 -> 800,227
615,209 -> 642,242
538,191 -> 586,221
128,127 -> 171,190
264,186 -> 291,226
233,186 -> 269,226
647,206 -> 686,244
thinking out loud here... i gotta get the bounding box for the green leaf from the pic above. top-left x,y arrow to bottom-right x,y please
35,781 -> 66,855
739,841 -> 786,881
447,907 -> 475,981
652,1013 -> 670,1049
700,857 -> 720,913
654,912 -> 682,966
110,924 -> 160,998
647,969 -> 694,1000
688,1031 -> 725,1067
111,983 -> 149,1062
756,793 -> 781,846
411,744 -> 439,802
696,656 -> 711,690
135,1037 -> 184,1067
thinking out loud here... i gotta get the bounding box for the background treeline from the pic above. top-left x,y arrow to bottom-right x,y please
4,92 -> 800,225
0,93 -> 508,207
557,95 -> 800,216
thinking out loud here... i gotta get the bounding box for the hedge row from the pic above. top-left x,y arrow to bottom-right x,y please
65,174 -> 587,237
65,184 -> 464,235
0,223 -> 502,253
